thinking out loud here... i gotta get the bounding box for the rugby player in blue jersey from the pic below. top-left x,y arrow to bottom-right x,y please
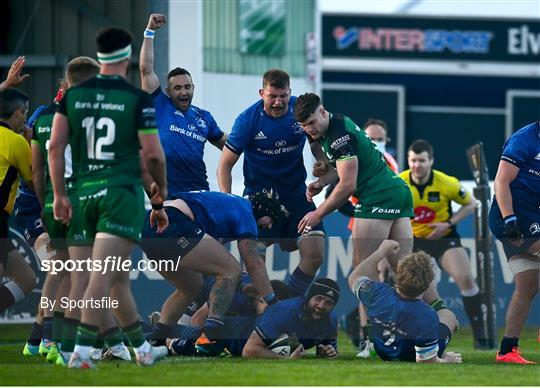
348,240 -> 462,363
141,189 -> 289,352
217,69 -> 326,297
489,121 -> 539,365
167,278 -> 339,359
139,14 -> 226,196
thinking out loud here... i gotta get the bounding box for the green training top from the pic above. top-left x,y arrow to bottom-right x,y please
32,103 -> 77,193
57,74 -> 157,194
318,113 -> 405,200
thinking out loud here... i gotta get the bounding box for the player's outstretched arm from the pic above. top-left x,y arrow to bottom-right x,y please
0,56 -> 30,90
238,239 -> 273,300
217,147 -> 240,193
242,331 -> 287,358
348,240 -> 399,288
417,351 -> 463,364
140,13 -> 166,93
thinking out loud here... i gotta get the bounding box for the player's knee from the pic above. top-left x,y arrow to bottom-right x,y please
514,278 -> 538,299
17,271 -> 37,295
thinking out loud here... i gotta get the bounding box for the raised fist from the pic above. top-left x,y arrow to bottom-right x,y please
147,14 -> 167,30
378,239 -> 400,256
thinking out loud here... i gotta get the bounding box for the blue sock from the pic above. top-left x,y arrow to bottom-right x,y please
288,267 -> 314,297
42,317 -> 54,341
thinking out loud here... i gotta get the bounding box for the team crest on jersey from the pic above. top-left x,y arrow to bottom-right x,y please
292,122 -> 303,134
530,223 -> 540,235
197,118 -> 207,128
534,152 -> 540,160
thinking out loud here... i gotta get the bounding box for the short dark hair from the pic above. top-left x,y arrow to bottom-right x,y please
167,67 -> 192,81
262,68 -> 289,89
66,57 -> 100,86
294,93 -> 321,122
270,280 -> 291,301
0,88 -> 28,119
408,139 -> 434,159
364,118 -> 388,132
95,26 -> 133,53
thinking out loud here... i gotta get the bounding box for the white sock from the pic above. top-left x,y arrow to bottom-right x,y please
73,344 -> 91,359
135,340 -> 151,354
5,281 -> 25,302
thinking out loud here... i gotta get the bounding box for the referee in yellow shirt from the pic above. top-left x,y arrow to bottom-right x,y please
0,87 -> 36,313
400,139 -> 484,348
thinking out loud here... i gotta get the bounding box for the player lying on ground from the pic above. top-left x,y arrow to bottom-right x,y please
141,189 -> 288,350
167,278 -> 339,359
348,240 -> 462,363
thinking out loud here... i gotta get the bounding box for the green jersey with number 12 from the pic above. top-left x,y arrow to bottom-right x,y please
57,74 -> 156,194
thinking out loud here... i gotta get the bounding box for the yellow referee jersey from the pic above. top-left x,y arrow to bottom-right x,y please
0,123 -> 32,214
399,169 -> 471,238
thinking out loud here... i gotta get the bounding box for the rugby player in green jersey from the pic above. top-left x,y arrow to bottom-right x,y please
48,27 -> 167,368
294,93 -> 445,317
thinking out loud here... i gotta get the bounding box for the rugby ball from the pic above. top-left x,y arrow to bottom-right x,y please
269,334 -> 300,357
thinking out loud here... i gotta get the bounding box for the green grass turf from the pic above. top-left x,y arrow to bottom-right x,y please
0,324 -> 538,385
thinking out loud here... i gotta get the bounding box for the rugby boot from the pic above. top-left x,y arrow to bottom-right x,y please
89,347 -> 103,362
38,339 -> 54,355
496,347 -> 536,364
55,351 -> 71,366
67,352 -> 95,369
134,340 -> 168,366
22,343 -> 39,356
194,333 -> 225,357
102,343 -> 132,361
45,343 -> 59,363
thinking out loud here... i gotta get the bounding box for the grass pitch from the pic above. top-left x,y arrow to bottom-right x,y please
0,324 -> 538,386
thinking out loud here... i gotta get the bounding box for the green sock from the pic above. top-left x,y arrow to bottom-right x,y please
75,323 -> 99,347
52,311 -> 64,345
95,334 -> 105,349
103,327 -> 124,347
122,321 -> 145,348
61,318 -> 79,353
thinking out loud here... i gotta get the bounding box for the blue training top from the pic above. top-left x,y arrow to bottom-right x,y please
353,277 -> 440,362
500,121 -> 540,198
225,97 -> 308,199
174,191 -> 258,243
152,88 -> 224,195
255,297 -> 338,351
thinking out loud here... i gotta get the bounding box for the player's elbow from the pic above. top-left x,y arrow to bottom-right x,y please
139,61 -> 153,76
347,271 -> 359,292
241,342 -> 256,358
